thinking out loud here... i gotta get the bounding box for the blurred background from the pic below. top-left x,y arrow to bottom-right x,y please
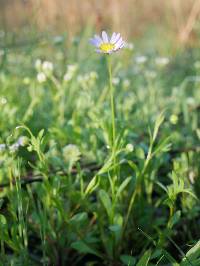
1,0 -> 200,48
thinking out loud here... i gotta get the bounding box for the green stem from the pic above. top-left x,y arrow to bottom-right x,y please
107,56 -> 116,149
107,57 -> 117,257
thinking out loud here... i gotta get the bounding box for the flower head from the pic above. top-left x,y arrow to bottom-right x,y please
63,64 -> 78,82
17,136 -> 29,147
62,144 -> 81,170
42,61 -> 53,73
90,31 -> 125,54
9,143 -> 20,153
0,144 -> 6,152
126,143 -> 134,153
42,61 -> 53,76
37,72 -> 46,83
155,57 -> 169,66
135,55 -> 147,64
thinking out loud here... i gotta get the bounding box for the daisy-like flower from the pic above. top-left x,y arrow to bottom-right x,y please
90,31 -> 125,54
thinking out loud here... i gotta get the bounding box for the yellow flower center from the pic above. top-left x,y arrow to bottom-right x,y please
100,43 -> 115,53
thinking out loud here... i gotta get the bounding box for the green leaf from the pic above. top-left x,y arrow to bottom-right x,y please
168,210 -> 181,229
70,212 -> 88,224
152,112 -> 164,142
186,241 -> 200,259
180,240 -> 200,266
38,129 -> 44,140
71,240 -> 101,258
120,254 -> 136,266
0,199 -> 4,209
114,213 -> 123,226
136,250 -> 151,266
0,214 -> 8,241
127,160 -> 140,177
109,224 -> 121,232
0,214 -> 7,228
116,176 -> 132,198
99,189 -> 112,219
85,175 -> 99,195
135,147 -> 145,160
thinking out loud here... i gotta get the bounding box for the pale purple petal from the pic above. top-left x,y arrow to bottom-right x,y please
119,41 -> 125,49
115,41 -> 125,50
110,32 -> 116,43
116,37 -> 123,44
114,38 -> 124,50
111,33 -> 120,44
102,31 -> 109,43
95,49 -> 103,53
112,33 -> 121,44
89,38 -> 99,47
94,35 -> 103,45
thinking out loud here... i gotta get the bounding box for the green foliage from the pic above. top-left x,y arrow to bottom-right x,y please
0,31 -> 199,265
136,250 -> 151,266
180,241 -> 200,266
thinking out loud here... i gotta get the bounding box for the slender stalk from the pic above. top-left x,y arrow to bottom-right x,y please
107,56 -> 117,258
107,56 -> 116,149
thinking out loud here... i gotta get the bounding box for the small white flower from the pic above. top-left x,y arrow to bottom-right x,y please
135,56 -> 147,64
0,144 -> 6,152
9,143 -> 20,153
67,64 -> 78,74
145,70 -> 157,79
42,61 -> 53,75
37,72 -> 46,83
0,97 -> 7,105
63,64 -> 78,82
112,77 -> 120,85
90,31 -> 125,54
155,57 -> 169,66
64,73 -> 73,82
62,144 -> 81,168
126,143 -> 134,152
89,71 -> 98,80
17,136 -> 29,147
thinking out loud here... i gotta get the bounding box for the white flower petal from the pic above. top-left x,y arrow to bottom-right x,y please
119,41 -> 125,49
116,42 -> 125,50
114,40 -> 125,50
102,31 -> 109,43
110,32 -> 116,43
113,33 -> 121,44
114,37 -> 123,49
